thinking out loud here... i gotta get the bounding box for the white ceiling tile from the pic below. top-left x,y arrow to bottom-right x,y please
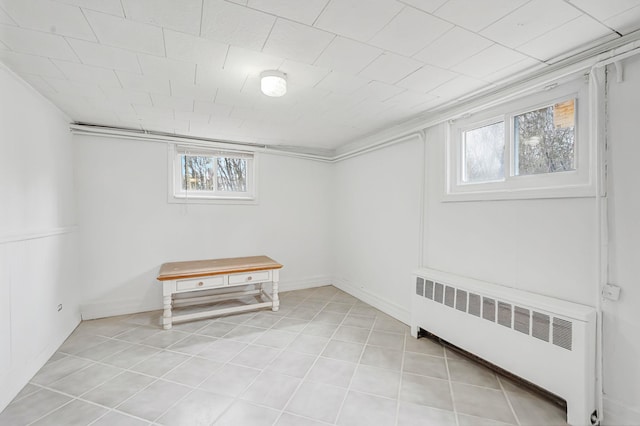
83,10 -> 164,56
53,59 -> 122,87
103,87 -> 152,106
42,77 -> 105,98
517,15 -> 616,62
223,45 -> 284,77
413,26 -> 492,69
314,36 -> 382,74
398,0 -> 447,13
175,110 -> 211,122
197,65 -> 247,91
133,104 -> 174,120
0,50 -> 65,77
170,81 -> 217,101
116,71 -> 170,94
67,39 -> 141,72
351,80 -> 405,102
151,93 -> 194,111
314,0 -> 403,42
1,0 -> 96,40
396,64 -> 458,92
604,4 -> 640,35
482,57 -> 546,84
278,59 -> 331,88
193,100 -> 232,117
0,24 -> 79,61
451,44 -> 528,79
315,70 -> 369,94
433,0 -> 528,32
0,7 -> 16,25
215,87 -> 268,108
247,0 -> 329,25
140,119 -> 190,134
164,29 -> 228,67
358,52 -> 423,84
51,0 -> 124,17
481,0 -> 582,48
201,0 -> 275,51
567,0 -> 640,21
121,0 -> 202,34
138,54 -> 196,84
263,19 -> 334,64
17,73 -> 58,95
369,7 -> 453,56
427,74 -> 487,99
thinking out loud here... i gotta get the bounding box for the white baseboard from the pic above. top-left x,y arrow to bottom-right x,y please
603,396 -> 640,426
80,275 -> 332,320
333,276 -> 411,324
0,317 -> 79,412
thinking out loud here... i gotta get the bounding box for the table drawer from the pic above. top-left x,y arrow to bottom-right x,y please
228,270 -> 271,285
176,276 -> 225,292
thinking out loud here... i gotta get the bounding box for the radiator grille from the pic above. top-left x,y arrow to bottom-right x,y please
483,297 -> 496,322
425,280 -> 434,300
444,286 -> 455,308
514,307 -> 530,334
498,302 -> 512,328
416,277 -> 424,297
468,293 -> 481,317
414,275 -> 573,351
434,283 -> 444,303
553,318 -> 573,350
456,289 -> 467,312
532,312 -> 550,342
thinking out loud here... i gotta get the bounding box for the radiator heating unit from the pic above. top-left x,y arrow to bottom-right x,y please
411,268 -> 597,426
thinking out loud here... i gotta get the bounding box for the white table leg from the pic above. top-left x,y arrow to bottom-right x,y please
162,281 -> 173,330
272,270 -> 280,312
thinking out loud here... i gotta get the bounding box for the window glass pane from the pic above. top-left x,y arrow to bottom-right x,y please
463,121 -> 505,183
514,99 -> 575,176
217,157 -> 247,192
182,155 -> 214,191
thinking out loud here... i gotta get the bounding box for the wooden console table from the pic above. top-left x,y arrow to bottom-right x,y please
157,255 -> 283,330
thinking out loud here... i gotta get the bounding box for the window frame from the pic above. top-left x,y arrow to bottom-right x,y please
445,78 -> 593,201
168,144 -> 258,204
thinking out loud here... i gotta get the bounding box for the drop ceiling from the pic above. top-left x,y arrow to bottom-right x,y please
1,0 -> 639,153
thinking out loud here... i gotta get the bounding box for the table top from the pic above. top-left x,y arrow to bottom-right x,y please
157,255 -> 283,281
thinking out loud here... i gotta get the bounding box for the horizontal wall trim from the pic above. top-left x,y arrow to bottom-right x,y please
81,275 -> 332,320
333,276 -> 410,325
0,226 -> 77,245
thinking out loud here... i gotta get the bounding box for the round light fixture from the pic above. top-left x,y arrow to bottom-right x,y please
260,70 -> 287,97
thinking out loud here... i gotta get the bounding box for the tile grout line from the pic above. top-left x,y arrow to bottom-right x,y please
332,305 -> 380,425
443,347 -> 461,426
270,290 -> 361,425
207,290 -> 336,425
497,375 -> 523,426
393,331 -> 408,426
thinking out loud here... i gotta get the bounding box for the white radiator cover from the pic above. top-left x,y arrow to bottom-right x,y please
411,268 -> 597,426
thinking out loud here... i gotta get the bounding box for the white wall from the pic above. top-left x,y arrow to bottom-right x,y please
423,123 -> 598,306
73,135 -> 333,318
601,55 -> 640,424
332,136 -> 424,322
0,66 -> 80,411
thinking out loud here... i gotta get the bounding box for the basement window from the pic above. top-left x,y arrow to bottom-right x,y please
169,145 -> 256,203
446,77 -> 592,201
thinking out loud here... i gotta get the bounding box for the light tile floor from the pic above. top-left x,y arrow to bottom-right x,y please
0,286 -> 568,426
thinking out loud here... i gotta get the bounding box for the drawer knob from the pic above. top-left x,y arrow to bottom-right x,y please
198,281 -> 204,287
247,276 -> 253,281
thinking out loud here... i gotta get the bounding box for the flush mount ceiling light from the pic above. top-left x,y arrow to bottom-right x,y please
260,70 -> 287,97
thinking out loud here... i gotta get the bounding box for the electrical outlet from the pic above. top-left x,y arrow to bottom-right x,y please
57,304 -> 63,312
602,284 -> 621,301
